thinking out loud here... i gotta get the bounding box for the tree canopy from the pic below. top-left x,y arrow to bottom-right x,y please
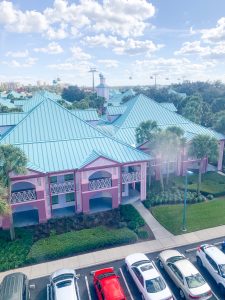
62,86 -> 85,102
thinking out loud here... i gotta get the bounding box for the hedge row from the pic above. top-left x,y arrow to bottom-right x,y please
27,226 -> 137,263
120,204 -> 145,230
0,229 -> 33,272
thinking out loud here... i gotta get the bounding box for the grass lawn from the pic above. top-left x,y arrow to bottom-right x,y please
151,197 -> 225,235
174,171 -> 225,196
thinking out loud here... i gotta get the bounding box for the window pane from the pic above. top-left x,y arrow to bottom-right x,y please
50,176 -> 57,183
52,195 -> 59,204
65,174 -> 74,181
66,193 -> 75,202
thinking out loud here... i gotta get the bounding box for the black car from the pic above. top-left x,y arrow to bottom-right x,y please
0,272 -> 31,300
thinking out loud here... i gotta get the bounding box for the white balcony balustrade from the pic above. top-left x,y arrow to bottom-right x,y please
122,171 -> 141,184
11,189 -> 37,204
50,180 -> 75,195
89,178 -> 112,191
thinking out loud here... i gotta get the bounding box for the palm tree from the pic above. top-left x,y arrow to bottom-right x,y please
0,145 -> 27,240
188,134 -> 218,195
135,121 -> 160,188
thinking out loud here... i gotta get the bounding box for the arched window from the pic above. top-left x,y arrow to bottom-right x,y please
89,170 -> 112,180
12,181 -> 36,192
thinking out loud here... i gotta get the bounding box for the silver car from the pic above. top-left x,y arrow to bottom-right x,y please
47,268 -> 80,300
158,250 -> 212,299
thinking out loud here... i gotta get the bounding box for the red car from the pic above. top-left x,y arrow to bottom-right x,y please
93,267 -> 126,300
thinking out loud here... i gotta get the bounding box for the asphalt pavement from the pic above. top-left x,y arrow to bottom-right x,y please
30,236 -> 225,300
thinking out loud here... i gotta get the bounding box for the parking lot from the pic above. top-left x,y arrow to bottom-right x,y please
30,237 -> 225,300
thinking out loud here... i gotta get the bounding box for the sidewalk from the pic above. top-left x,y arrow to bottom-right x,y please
132,200 -> 174,239
1,224 -> 225,281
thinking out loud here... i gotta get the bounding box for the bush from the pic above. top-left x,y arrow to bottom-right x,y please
0,229 -> 33,272
120,205 -> 145,228
27,226 -> 137,263
207,194 -> 214,200
136,229 -> 149,240
143,199 -> 151,209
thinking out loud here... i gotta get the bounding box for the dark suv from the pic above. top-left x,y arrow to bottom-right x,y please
0,272 -> 30,300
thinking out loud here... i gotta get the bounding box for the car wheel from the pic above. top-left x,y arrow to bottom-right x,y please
219,284 -> 225,295
159,260 -> 164,269
179,289 -> 185,299
196,256 -> 203,268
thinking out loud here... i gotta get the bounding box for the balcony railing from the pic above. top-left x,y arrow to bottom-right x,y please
11,189 -> 37,204
122,171 -> 141,184
50,180 -> 75,195
89,178 -> 112,191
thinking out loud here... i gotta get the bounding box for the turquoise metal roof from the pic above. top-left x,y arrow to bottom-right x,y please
0,112 -> 27,126
108,89 -> 136,106
0,98 -> 15,108
8,91 -> 22,99
0,97 -> 150,173
13,99 -> 28,107
111,94 -> 225,145
159,102 -> 177,112
71,109 -> 99,121
106,106 -> 127,115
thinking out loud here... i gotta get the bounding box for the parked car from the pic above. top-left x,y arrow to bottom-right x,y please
196,244 -> 225,294
0,272 -> 31,300
158,250 -> 212,299
93,267 -> 126,300
47,268 -> 80,300
125,253 -> 173,300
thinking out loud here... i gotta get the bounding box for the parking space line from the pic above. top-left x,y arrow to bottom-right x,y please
75,280 -> 81,300
119,267 -> 134,300
211,291 -> 220,300
152,261 -> 178,300
85,276 -> 92,300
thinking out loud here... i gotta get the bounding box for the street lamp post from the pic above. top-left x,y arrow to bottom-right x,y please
182,170 -> 193,232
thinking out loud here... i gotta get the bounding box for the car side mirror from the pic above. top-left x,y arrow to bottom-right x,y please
29,284 -> 36,290
75,274 -> 80,279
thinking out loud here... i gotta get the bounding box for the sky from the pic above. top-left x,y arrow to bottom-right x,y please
1,0 -> 225,87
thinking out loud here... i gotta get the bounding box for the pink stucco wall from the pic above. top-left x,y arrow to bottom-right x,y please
218,140 -> 225,171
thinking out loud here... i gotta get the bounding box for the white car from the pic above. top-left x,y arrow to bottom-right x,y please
196,244 -> 225,294
158,250 -> 212,299
125,253 -> 173,300
47,268 -> 80,300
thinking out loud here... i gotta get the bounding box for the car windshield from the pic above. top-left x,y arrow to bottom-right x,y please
219,264 -> 225,277
166,256 -> 185,263
185,273 -> 205,289
56,280 -> 72,288
145,276 -> 166,293
53,274 -> 74,283
131,260 -> 150,267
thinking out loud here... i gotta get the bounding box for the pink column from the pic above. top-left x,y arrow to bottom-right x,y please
140,162 -> 147,201
36,201 -> 47,223
111,189 -> 119,208
218,140 -> 225,171
2,216 -> 11,229
82,194 -> 90,213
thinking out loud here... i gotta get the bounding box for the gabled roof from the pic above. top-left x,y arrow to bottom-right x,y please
159,102 -> 177,112
71,109 -> 99,121
0,98 -> 15,108
0,97 -> 150,173
111,94 -> 225,145
108,89 -> 136,106
0,112 -> 27,126
106,105 -> 127,116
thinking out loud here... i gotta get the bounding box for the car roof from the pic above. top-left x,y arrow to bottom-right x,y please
51,268 -> 75,280
204,245 -> 225,264
54,280 -> 78,300
0,272 -> 26,300
174,259 -> 199,276
100,276 -> 125,300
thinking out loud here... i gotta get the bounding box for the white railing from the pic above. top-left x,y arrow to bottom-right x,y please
89,178 -> 112,191
11,189 -> 37,204
50,180 -> 75,195
122,171 -> 141,184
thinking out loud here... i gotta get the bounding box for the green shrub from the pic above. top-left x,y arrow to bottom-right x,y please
136,229 -> 149,240
27,226 -> 137,263
207,194 -> 214,200
143,199 -> 151,209
120,204 -> 145,228
0,229 -> 33,272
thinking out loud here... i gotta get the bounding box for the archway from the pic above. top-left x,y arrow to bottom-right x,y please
12,204 -> 39,227
89,191 -> 112,213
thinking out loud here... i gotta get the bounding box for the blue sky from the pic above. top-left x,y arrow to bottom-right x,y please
1,0 -> 225,86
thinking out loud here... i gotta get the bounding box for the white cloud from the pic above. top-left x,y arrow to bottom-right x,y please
6,50 -> 29,58
175,41 -> 209,56
3,57 -> 38,68
97,59 -> 118,68
70,47 -> 91,60
113,39 -> 163,55
0,1 -> 48,33
85,34 -> 124,48
48,60 -> 92,76
0,0 -> 155,38
201,17 -> 225,42
34,42 -> 63,54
